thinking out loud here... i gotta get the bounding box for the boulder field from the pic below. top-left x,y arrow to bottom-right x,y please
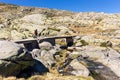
0,2 -> 120,80
0,40 -> 120,80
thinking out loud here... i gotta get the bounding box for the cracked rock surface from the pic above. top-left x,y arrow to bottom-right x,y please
0,41 -> 34,77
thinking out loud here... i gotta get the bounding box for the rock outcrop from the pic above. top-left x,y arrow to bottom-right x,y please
69,46 -> 120,79
64,59 -> 90,77
0,41 -> 34,77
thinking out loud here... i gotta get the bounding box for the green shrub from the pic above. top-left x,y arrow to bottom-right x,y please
80,40 -> 89,46
100,41 -> 112,47
100,42 -> 107,47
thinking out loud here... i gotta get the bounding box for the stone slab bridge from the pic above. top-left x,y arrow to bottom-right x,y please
13,36 -> 76,51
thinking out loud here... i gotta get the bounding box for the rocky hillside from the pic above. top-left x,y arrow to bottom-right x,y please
0,2 -> 120,80
0,3 -> 120,50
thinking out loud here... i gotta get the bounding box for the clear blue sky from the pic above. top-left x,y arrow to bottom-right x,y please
0,0 -> 120,13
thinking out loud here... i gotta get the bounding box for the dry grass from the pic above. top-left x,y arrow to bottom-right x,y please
28,73 -> 94,80
0,74 -> 94,80
69,26 -> 101,35
0,76 -> 25,80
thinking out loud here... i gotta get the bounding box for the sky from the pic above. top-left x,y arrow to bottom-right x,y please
0,0 -> 120,13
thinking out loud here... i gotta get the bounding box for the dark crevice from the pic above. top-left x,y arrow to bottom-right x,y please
17,59 -> 49,78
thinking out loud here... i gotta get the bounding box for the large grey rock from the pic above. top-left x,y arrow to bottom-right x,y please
70,46 -> 120,77
81,35 -> 105,45
39,41 -> 52,50
20,14 -> 47,25
0,41 -> 34,76
66,59 -> 89,77
31,49 -> 56,68
83,59 -> 120,80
